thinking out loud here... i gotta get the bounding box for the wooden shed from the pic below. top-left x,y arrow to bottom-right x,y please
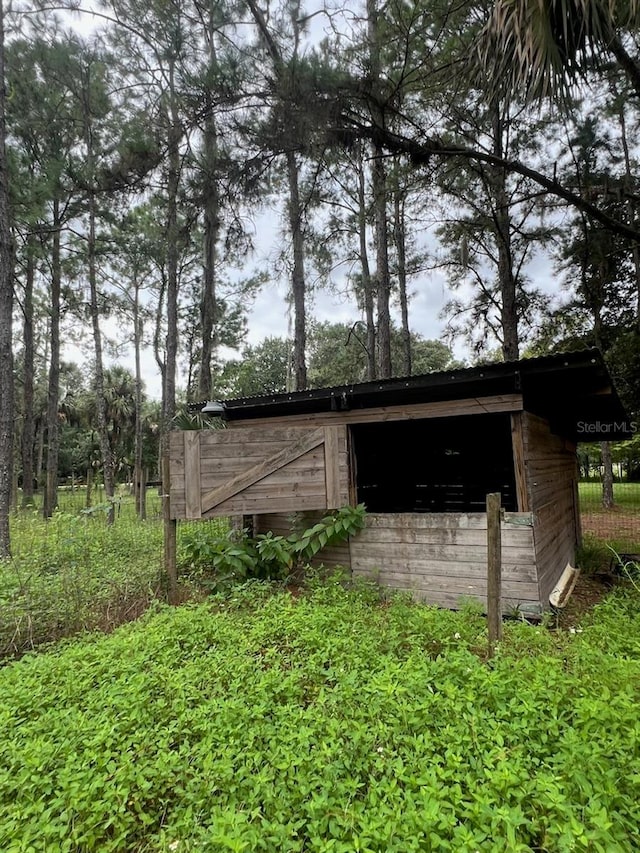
171,350 -> 632,614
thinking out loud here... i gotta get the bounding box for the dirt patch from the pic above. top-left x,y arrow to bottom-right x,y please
553,572 -> 616,629
581,510 -> 640,543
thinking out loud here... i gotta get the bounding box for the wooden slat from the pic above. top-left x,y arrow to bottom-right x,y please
350,555 -> 537,581
351,571 -> 540,602
200,448 -> 344,477
324,426 -> 342,508
198,435 -> 347,461
200,426 -> 327,444
349,542 -> 536,563
227,394 -> 523,428
363,511 -> 533,530
200,428 -> 325,513
205,478 -> 327,501
354,526 -> 534,546
511,412 -> 529,512
184,431 -> 202,519
200,460 -> 327,492
203,494 -> 332,516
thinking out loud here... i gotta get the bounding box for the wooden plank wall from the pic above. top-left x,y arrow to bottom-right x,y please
522,412 -> 579,605
254,511 -> 352,570
350,512 -> 538,612
170,427 -> 350,518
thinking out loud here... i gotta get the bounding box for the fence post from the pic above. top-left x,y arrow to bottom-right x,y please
163,452 -> 178,604
486,492 -> 502,658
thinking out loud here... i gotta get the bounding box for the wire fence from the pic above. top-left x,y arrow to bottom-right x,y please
579,480 -> 640,548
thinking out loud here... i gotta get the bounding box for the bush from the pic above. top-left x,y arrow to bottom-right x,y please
179,505 -> 367,589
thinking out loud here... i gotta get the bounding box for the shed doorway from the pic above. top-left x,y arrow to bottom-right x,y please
350,413 -> 518,513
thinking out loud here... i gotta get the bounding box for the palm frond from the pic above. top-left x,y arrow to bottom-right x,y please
477,0 -> 640,102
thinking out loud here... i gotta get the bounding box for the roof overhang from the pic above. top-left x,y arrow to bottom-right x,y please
193,350 -> 634,442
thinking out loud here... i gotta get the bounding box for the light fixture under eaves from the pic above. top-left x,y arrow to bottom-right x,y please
201,400 -> 225,415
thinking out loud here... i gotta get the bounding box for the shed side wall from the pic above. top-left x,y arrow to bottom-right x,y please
522,412 -> 579,605
349,512 -> 537,611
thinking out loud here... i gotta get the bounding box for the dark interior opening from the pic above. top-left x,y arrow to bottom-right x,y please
351,413 -> 518,513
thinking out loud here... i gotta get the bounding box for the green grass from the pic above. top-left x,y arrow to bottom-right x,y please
578,481 -> 640,512
2,496 -> 166,657
0,581 -> 639,852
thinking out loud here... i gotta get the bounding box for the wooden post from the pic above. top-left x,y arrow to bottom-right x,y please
134,464 -> 140,514
510,412 -> 529,512
86,467 -> 93,508
163,452 -> 178,603
486,492 -> 502,658
140,467 -> 147,521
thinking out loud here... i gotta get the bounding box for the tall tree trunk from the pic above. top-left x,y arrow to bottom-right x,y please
133,280 -> 145,520
88,188 -> 115,525
245,0 -> 307,390
617,102 -> 640,328
372,150 -> 391,378
21,240 -> 35,506
590,298 -> 615,509
197,18 -> 220,400
491,101 -> 519,361
44,198 -> 61,519
601,441 -> 615,509
0,0 -> 11,556
164,91 -> 179,432
162,62 -> 180,601
197,166 -> 218,398
356,141 -> 376,380
286,149 -> 307,390
393,162 -> 411,376
367,0 -> 391,378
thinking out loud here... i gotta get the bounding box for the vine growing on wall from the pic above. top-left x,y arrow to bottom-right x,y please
180,504 -> 367,588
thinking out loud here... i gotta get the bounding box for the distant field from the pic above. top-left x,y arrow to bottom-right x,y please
578,481 -> 640,513
16,485 -> 163,518
578,482 -> 640,547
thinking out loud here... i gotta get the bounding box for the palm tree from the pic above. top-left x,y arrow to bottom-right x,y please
478,0 -> 640,101
102,366 -> 137,480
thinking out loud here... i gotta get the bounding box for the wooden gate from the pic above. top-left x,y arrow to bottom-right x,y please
169,425 -> 350,519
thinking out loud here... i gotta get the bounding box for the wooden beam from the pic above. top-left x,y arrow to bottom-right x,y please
226,394 -> 523,429
200,428 -> 325,514
510,412 -> 529,512
324,426 -> 342,508
184,431 -> 202,519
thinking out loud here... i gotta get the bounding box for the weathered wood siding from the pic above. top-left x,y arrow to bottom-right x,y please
350,512 -> 537,612
522,413 -> 579,605
170,426 -> 349,519
254,511 -> 351,570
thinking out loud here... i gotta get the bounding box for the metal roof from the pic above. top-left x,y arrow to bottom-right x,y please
193,349 -> 634,441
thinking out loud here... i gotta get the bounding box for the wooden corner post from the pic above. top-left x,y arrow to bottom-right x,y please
486,492 -> 503,657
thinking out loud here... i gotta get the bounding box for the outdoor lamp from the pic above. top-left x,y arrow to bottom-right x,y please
201,401 -> 225,415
